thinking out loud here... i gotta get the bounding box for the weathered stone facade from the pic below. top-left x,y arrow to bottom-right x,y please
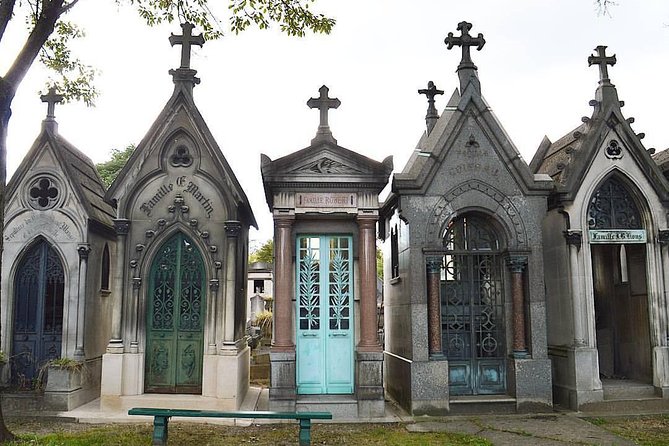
261,86 -> 392,417
381,22 -> 554,414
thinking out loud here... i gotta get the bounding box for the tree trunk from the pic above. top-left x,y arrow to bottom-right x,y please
0,79 -> 16,443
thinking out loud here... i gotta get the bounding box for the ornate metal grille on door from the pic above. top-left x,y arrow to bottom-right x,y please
296,235 -> 354,394
12,240 -> 64,388
441,215 -> 506,395
145,232 -> 205,394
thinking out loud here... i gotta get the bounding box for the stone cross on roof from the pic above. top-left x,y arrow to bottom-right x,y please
41,87 -> 64,121
445,21 -> 485,69
307,85 -> 341,144
588,45 -> 616,84
418,81 -> 444,135
169,22 -> 205,69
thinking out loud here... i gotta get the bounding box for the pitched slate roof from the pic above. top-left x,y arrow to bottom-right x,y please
7,124 -> 115,229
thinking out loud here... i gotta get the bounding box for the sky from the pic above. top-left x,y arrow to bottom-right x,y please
2,0 -> 669,245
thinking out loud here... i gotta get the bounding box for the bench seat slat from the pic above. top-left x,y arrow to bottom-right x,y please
128,408 -> 332,420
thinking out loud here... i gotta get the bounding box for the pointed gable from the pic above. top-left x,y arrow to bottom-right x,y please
106,70 -> 257,228
532,46 -> 669,205
6,123 -> 115,231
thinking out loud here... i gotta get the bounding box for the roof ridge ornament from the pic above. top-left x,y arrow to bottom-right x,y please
445,21 -> 485,70
307,85 -> 340,145
418,81 -> 444,135
588,45 -> 616,85
445,21 -> 485,94
40,86 -> 64,133
169,22 -> 205,90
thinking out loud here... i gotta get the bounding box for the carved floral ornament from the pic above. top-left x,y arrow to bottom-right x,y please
605,139 -> 624,160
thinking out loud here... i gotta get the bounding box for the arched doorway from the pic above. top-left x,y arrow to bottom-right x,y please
11,240 -> 64,388
145,232 -> 205,394
588,176 -> 651,383
441,214 -> 506,395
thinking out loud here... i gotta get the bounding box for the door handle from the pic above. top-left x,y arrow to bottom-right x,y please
329,333 -> 347,338
302,333 -> 318,337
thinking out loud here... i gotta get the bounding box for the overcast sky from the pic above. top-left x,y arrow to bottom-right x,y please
2,0 -> 669,244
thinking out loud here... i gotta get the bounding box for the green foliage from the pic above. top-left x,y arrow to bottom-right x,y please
0,351 -> 6,365
95,145 -> 135,188
376,247 -> 383,280
39,20 -> 98,106
249,239 -> 273,264
253,309 -> 273,338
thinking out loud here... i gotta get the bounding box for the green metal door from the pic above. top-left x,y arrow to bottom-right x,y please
145,233 -> 205,394
296,235 -> 354,394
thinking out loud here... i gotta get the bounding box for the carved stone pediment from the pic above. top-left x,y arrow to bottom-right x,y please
292,157 -> 363,175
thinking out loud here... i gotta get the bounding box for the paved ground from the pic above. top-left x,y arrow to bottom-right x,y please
406,414 -> 635,445
8,387 -> 657,445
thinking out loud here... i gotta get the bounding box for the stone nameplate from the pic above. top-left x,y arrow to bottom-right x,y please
589,229 -> 646,244
296,193 -> 356,208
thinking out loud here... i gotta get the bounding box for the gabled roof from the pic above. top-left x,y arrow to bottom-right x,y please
7,124 -> 115,229
531,64 -> 669,205
261,139 -> 393,210
393,79 -> 553,196
106,80 -> 257,228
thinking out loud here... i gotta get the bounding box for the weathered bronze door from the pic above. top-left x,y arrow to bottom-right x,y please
12,240 -> 64,388
145,233 -> 205,393
441,215 -> 506,395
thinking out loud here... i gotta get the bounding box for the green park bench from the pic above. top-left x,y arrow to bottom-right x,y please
128,408 -> 333,446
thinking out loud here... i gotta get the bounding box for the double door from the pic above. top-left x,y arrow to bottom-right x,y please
296,235 -> 354,394
145,233 -> 205,394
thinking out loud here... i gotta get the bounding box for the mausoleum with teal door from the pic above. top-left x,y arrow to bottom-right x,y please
261,85 -> 393,417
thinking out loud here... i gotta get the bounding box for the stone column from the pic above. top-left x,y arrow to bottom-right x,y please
357,216 -> 381,352
130,277 -> 141,353
272,215 -> 295,351
74,244 -> 91,359
223,221 -> 241,346
208,278 -> 219,354
658,230 -> 669,346
507,255 -> 529,358
108,219 -> 129,352
426,256 -> 443,357
564,231 -> 586,347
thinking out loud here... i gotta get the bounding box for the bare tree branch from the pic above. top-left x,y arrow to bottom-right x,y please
4,0 -> 65,89
61,0 -> 81,14
0,0 -> 17,43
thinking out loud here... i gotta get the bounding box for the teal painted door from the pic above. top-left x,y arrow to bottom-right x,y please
296,235 -> 354,394
145,233 -> 205,394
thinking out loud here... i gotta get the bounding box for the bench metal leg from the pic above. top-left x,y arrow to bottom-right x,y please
298,419 -> 312,446
152,416 -> 170,446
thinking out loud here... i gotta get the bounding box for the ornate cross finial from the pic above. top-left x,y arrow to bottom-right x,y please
169,22 -> 205,69
588,45 -> 616,83
445,21 -> 485,69
41,87 -> 63,120
418,81 -> 444,134
307,85 -> 340,144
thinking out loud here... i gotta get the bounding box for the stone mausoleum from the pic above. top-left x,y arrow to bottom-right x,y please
261,86 -> 392,417
5,18 -> 669,416
380,22 -> 554,414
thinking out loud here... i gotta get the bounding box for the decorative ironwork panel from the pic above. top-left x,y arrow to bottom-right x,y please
328,238 -> 350,330
588,177 -> 642,229
179,238 -> 204,331
11,241 -> 64,388
146,232 -> 205,394
298,237 -> 321,331
440,215 -> 506,395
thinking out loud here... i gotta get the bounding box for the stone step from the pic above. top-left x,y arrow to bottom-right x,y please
449,395 -> 517,415
602,380 -> 656,400
296,394 -> 359,419
100,393 -> 237,412
1,391 -> 45,413
580,397 -> 669,414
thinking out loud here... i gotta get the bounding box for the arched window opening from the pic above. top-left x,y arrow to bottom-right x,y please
587,176 -> 642,229
101,243 -> 111,292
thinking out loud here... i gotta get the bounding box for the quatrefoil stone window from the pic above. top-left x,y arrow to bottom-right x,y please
28,177 -> 59,210
170,145 -> 193,167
